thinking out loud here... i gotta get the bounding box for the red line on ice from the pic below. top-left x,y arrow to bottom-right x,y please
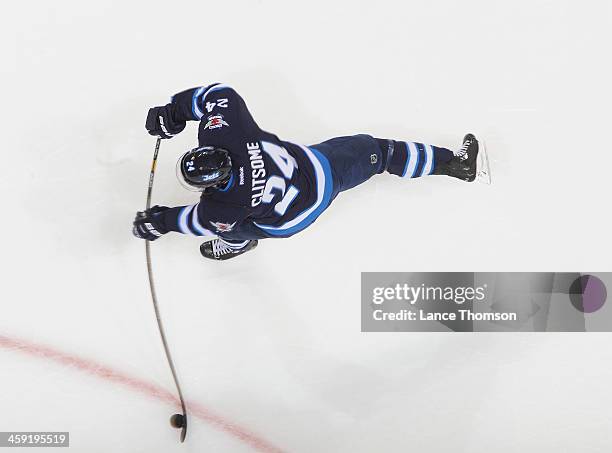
0,334 -> 285,453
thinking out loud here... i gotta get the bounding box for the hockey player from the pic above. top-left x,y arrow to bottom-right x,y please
133,83 -> 484,260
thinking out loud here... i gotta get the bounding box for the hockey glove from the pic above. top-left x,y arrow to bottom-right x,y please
145,103 -> 186,139
132,206 -> 170,241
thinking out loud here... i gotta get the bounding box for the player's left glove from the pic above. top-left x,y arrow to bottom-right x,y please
145,103 -> 186,139
132,206 -> 170,241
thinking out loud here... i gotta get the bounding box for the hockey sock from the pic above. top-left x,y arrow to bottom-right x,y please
376,139 -> 453,178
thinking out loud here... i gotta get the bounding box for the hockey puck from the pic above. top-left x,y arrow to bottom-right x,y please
170,413 -> 185,429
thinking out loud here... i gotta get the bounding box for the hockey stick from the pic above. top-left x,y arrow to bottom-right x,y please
145,137 -> 188,442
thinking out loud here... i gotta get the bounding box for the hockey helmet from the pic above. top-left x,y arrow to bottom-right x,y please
177,146 -> 232,191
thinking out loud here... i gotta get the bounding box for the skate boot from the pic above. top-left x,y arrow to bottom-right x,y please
200,238 -> 258,261
434,134 -> 479,182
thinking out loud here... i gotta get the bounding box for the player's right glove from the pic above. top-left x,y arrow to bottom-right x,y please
132,206 -> 170,241
145,103 -> 186,139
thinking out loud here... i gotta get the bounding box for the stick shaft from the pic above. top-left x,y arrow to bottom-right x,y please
145,138 -> 188,442
146,137 -> 162,210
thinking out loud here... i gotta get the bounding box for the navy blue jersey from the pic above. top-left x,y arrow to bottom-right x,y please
158,84 -> 333,242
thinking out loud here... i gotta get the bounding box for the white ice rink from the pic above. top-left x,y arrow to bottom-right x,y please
2,1 -> 612,451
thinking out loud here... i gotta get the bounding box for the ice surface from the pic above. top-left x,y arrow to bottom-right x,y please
2,1 -> 611,452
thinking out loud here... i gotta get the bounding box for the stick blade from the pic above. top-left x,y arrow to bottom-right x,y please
180,422 -> 187,442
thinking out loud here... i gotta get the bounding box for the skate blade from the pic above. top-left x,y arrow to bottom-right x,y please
476,140 -> 492,185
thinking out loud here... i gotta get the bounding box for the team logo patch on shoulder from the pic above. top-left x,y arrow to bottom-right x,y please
204,113 -> 229,131
210,221 -> 236,233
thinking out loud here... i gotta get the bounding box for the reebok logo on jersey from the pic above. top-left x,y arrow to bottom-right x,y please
204,113 -> 229,130
210,221 -> 237,233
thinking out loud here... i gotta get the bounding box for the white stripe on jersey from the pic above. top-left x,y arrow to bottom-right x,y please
192,87 -> 206,119
178,205 -> 195,234
193,84 -> 233,120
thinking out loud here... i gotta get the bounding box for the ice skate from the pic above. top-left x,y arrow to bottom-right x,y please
200,239 -> 258,261
434,134 -> 491,184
